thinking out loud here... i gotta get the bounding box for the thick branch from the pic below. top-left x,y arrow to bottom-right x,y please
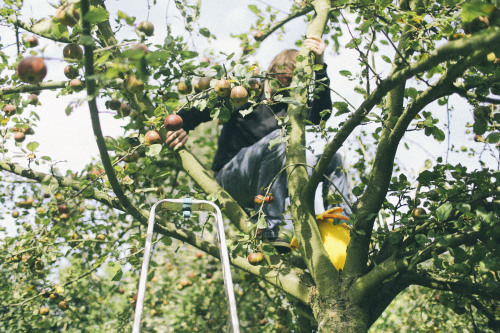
80,0 -> 146,223
286,0 -> 339,297
0,81 -> 68,95
401,270 -> 500,300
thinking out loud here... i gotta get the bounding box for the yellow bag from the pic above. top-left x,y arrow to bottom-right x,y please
290,207 -> 350,270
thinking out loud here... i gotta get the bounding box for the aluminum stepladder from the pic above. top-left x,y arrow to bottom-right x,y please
132,198 -> 240,333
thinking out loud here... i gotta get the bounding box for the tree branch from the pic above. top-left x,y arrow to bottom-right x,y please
0,81 -> 68,95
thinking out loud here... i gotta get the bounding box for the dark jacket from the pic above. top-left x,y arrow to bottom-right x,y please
178,65 -> 332,172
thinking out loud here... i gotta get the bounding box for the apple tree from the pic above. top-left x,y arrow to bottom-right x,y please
1,0 -> 500,332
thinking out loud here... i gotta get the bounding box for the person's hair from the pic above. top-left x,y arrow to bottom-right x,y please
267,49 -> 299,77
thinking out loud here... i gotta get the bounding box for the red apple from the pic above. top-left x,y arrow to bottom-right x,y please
144,130 -> 162,146
16,57 -> 47,84
3,104 -> 17,116
194,76 -> 211,92
164,114 -> 183,131
14,132 -> 25,142
248,252 -> 265,265
25,35 -> 39,48
118,103 -> 131,117
58,300 -> 69,311
214,79 -> 231,97
63,44 -> 83,60
39,307 -> 50,316
200,56 -> 210,64
230,86 -> 248,106
64,65 -> 79,79
177,80 -> 192,95
27,94 -> 39,105
69,79 -> 84,91
131,43 -> 150,55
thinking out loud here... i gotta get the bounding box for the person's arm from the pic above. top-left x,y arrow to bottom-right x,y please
304,36 -> 332,124
165,104 -> 212,149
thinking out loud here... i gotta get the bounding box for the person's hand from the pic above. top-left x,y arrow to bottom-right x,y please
165,128 -> 188,150
304,35 -> 325,64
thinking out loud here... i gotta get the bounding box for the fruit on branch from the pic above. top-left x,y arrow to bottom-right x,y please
105,99 -> 121,111
14,132 -> 25,142
254,31 -> 264,41
64,65 -> 79,79
164,114 -> 183,131
248,252 -> 265,265
131,43 -> 150,55
246,78 -> 263,97
11,210 -> 19,218
24,35 -> 39,48
95,234 -> 106,241
194,76 -> 211,93
69,79 -> 84,91
138,21 -> 154,36
49,292 -> 60,300
118,103 -> 131,117
254,195 -> 265,204
264,194 -> 274,203
16,57 -> 47,84
124,152 -> 139,162
230,86 -> 249,106
27,94 -> 38,105
56,3 -> 80,27
214,79 -> 231,97
125,75 -> 145,94
39,307 -> 50,316
58,204 -> 68,214
63,44 -> 83,60
200,56 -> 210,64
144,130 -> 162,146
411,207 -> 427,219
177,80 -> 192,95
58,301 -> 69,311
3,104 -> 17,116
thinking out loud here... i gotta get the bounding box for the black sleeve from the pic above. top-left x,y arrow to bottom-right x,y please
176,104 -> 213,132
307,63 -> 332,125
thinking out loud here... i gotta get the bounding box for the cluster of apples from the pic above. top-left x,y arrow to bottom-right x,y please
143,114 -> 184,146
177,77 -> 263,107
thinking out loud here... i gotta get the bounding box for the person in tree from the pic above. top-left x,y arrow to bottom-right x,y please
166,36 -> 351,253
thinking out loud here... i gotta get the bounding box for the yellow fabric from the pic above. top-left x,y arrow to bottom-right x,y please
290,207 -> 351,270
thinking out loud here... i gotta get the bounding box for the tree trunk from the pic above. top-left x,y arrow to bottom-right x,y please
310,297 -> 369,333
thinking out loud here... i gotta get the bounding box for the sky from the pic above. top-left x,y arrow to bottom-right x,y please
1,0 -> 497,179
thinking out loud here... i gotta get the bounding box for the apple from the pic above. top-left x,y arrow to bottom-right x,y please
230,86 -> 248,106
63,44 -> 83,60
195,251 -> 203,259
144,130 -> 162,146
138,21 -> 154,36
164,114 -> 183,131
39,307 -> 50,316
473,105 -> 490,120
25,35 -> 39,48
56,3 -> 80,27
27,94 -> 38,105
194,76 -> 211,93
69,78 -> 84,91
200,56 -> 210,64
125,75 -> 144,94
3,104 -> 17,116
254,31 -> 264,41
246,78 -> 263,97
248,252 -> 265,265
177,80 -> 192,95
16,57 -> 47,84
58,300 -> 69,311
118,103 -> 131,117
64,65 -> 79,79
118,289 -> 125,294
105,99 -> 121,111
55,193 -> 64,202
58,204 -> 68,214
14,132 -> 25,142
254,195 -> 265,204
131,43 -> 149,55
264,194 -> 274,203
11,210 -> 19,218
96,234 -> 106,241
214,79 -> 231,97
411,207 -> 427,219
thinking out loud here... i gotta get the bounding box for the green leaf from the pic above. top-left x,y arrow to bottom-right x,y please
437,203 -> 453,221
26,142 -> 39,152
32,17 -> 67,38
415,234 -> 429,245
41,176 -> 59,195
84,6 -> 109,24
257,215 -> 267,229
199,27 -> 210,37
485,132 -> 500,143
381,55 -> 392,63
248,5 -> 261,14
111,265 -> 123,281
118,10 -> 135,25
146,144 -> 162,157
333,101 -> 349,115
339,70 -> 351,77
432,127 -> 445,142
461,1 -> 495,23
